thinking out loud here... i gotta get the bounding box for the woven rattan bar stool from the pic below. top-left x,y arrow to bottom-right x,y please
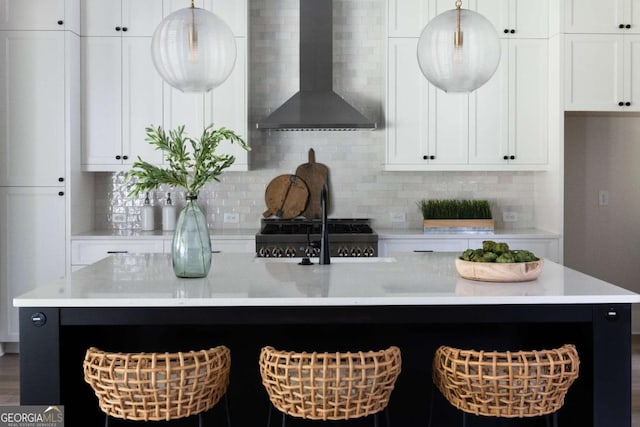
430,344 -> 580,427
83,346 -> 231,427
259,345 -> 402,427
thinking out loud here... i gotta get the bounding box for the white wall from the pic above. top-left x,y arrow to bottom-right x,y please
564,113 -> 640,331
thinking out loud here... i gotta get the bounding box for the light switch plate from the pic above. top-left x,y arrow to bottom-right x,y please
598,190 -> 609,206
223,213 -> 240,223
390,212 -> 406,222
503,211 -> 518,222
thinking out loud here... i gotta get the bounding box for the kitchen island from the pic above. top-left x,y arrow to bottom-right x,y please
14,253 -> 640,426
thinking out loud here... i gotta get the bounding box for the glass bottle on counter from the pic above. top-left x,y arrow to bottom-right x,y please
162,192 -> 176,231
140,192 -> 155,231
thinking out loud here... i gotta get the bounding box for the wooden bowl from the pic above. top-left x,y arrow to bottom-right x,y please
454,258 -> 544,282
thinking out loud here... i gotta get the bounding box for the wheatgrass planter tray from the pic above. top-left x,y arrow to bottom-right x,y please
423,219 -> 495,233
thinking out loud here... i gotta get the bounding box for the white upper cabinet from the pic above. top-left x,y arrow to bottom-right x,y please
0,31 -> 66,186
564,34 -> 640,111
81,0 -> 162,36
476,0 -> 548,38
206,37 -> 248,170
564,0 -> 640,34
163,0 -> 247,37
82,36 -> 164,170
470,39 -> 548,167
0,0 -> 63,30
386,38 -> 429,167
387,0 -> 429,37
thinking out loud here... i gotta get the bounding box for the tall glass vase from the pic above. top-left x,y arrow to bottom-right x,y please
172,195 -> 212,278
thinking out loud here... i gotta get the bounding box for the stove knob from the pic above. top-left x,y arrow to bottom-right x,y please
351,247 -> 363,257
337,246 -> 350,257
284,247 -> 297,257
305,246 -> 319,257
272,247 -> 284,257
363,247 -> 375,257
258,247 -> 270,257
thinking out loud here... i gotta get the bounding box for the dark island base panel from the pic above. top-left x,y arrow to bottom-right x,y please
57,322 -> 594,427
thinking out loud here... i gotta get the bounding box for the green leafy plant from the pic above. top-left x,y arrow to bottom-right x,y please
417,199 -> 492,220
126,124 -> 249,197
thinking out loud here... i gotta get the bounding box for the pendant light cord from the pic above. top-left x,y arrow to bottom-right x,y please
191,0 -> 195,8
454,0 -> 463,48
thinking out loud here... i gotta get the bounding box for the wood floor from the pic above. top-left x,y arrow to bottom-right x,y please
2,339 -> 640,423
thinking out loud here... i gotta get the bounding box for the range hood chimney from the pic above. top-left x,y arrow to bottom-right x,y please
256,0 -> 377,131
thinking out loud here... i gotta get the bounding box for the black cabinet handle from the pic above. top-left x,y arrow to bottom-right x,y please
430,155 -> 435,160
626,102 -> 631,106
423,155 -> 436,160
107,251 -> 128,254
504,29 -> 509,33
122,27 -> 128,32
510,155 -> 515,160
510,29 -> 515,34
123,155 -> 129,160
58,177 -> 64,182
413,250 -> 434,253
57,20 -> 64,25
619,101 -> 624,106
503,155 -> 509,160
620,24 -> 625,29
115,26 -> 121,31
626,24 -> 631,29
115,155 -> 121,160
58,191 -> 64,196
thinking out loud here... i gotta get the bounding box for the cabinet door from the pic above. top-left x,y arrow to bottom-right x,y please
508,39 -> 548,165
208,0 -> 247,37
564,35 -> 624,111
82,37 -> 123,167
385,38 -> 429,168
164,90 -> 206,136
387,0 -> 429,37
476,0 -> 547,38
206,37 -> 248,171
0,0 -> 66,30
623,35 -> 640,111
380,239 -> 468,256
429,89 -> 469,165
0,31 -> 66,186
564,0 -> 626,33
469,39 -> 509,165
121,0 -> 163,37
0,188 -> 66,342
71,240 -> 164,266
122,37 -> 164,165
81,0 -> 122,36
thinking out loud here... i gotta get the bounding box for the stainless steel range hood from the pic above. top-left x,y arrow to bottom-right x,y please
256,0 -> 377,131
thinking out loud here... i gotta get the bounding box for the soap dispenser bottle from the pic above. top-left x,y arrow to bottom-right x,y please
140,192 -> 155,231
162,192 -> 176,231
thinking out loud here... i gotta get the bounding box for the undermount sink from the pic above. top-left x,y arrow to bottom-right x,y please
254,257 -> 397,264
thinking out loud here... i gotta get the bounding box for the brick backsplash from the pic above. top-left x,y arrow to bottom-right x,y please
94,0 -> 535,232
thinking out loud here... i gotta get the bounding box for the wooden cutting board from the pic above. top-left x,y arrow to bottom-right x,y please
263,174 -> 309,219
295,148 -> 329,219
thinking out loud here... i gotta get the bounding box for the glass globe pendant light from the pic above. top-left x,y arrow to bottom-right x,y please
417,0 -> 500,93
151,0 -> 237,93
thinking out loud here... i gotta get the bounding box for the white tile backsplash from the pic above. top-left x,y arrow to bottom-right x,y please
94,0 -> 536,232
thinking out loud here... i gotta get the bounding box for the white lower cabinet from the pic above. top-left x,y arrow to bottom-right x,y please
385,36 -> 549,171
380,239 -> 469,256
380,236 -> 559,263
0,187 -> 66,342
71,239 -> 165,268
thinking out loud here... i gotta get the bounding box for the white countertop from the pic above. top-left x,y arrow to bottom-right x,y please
14,253 -> 640,308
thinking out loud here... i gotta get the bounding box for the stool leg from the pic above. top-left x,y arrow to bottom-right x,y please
281,412 -> 286,427
223,393 -> 232,427
553,412 -> 559,427
374,412 -> 379,427
104,415 -> 109,427
385,407 -> 391,427
266,404 -> 272,427
462,412 -> 467,427
198,412 -> 203,427
427,384 -> 435,427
